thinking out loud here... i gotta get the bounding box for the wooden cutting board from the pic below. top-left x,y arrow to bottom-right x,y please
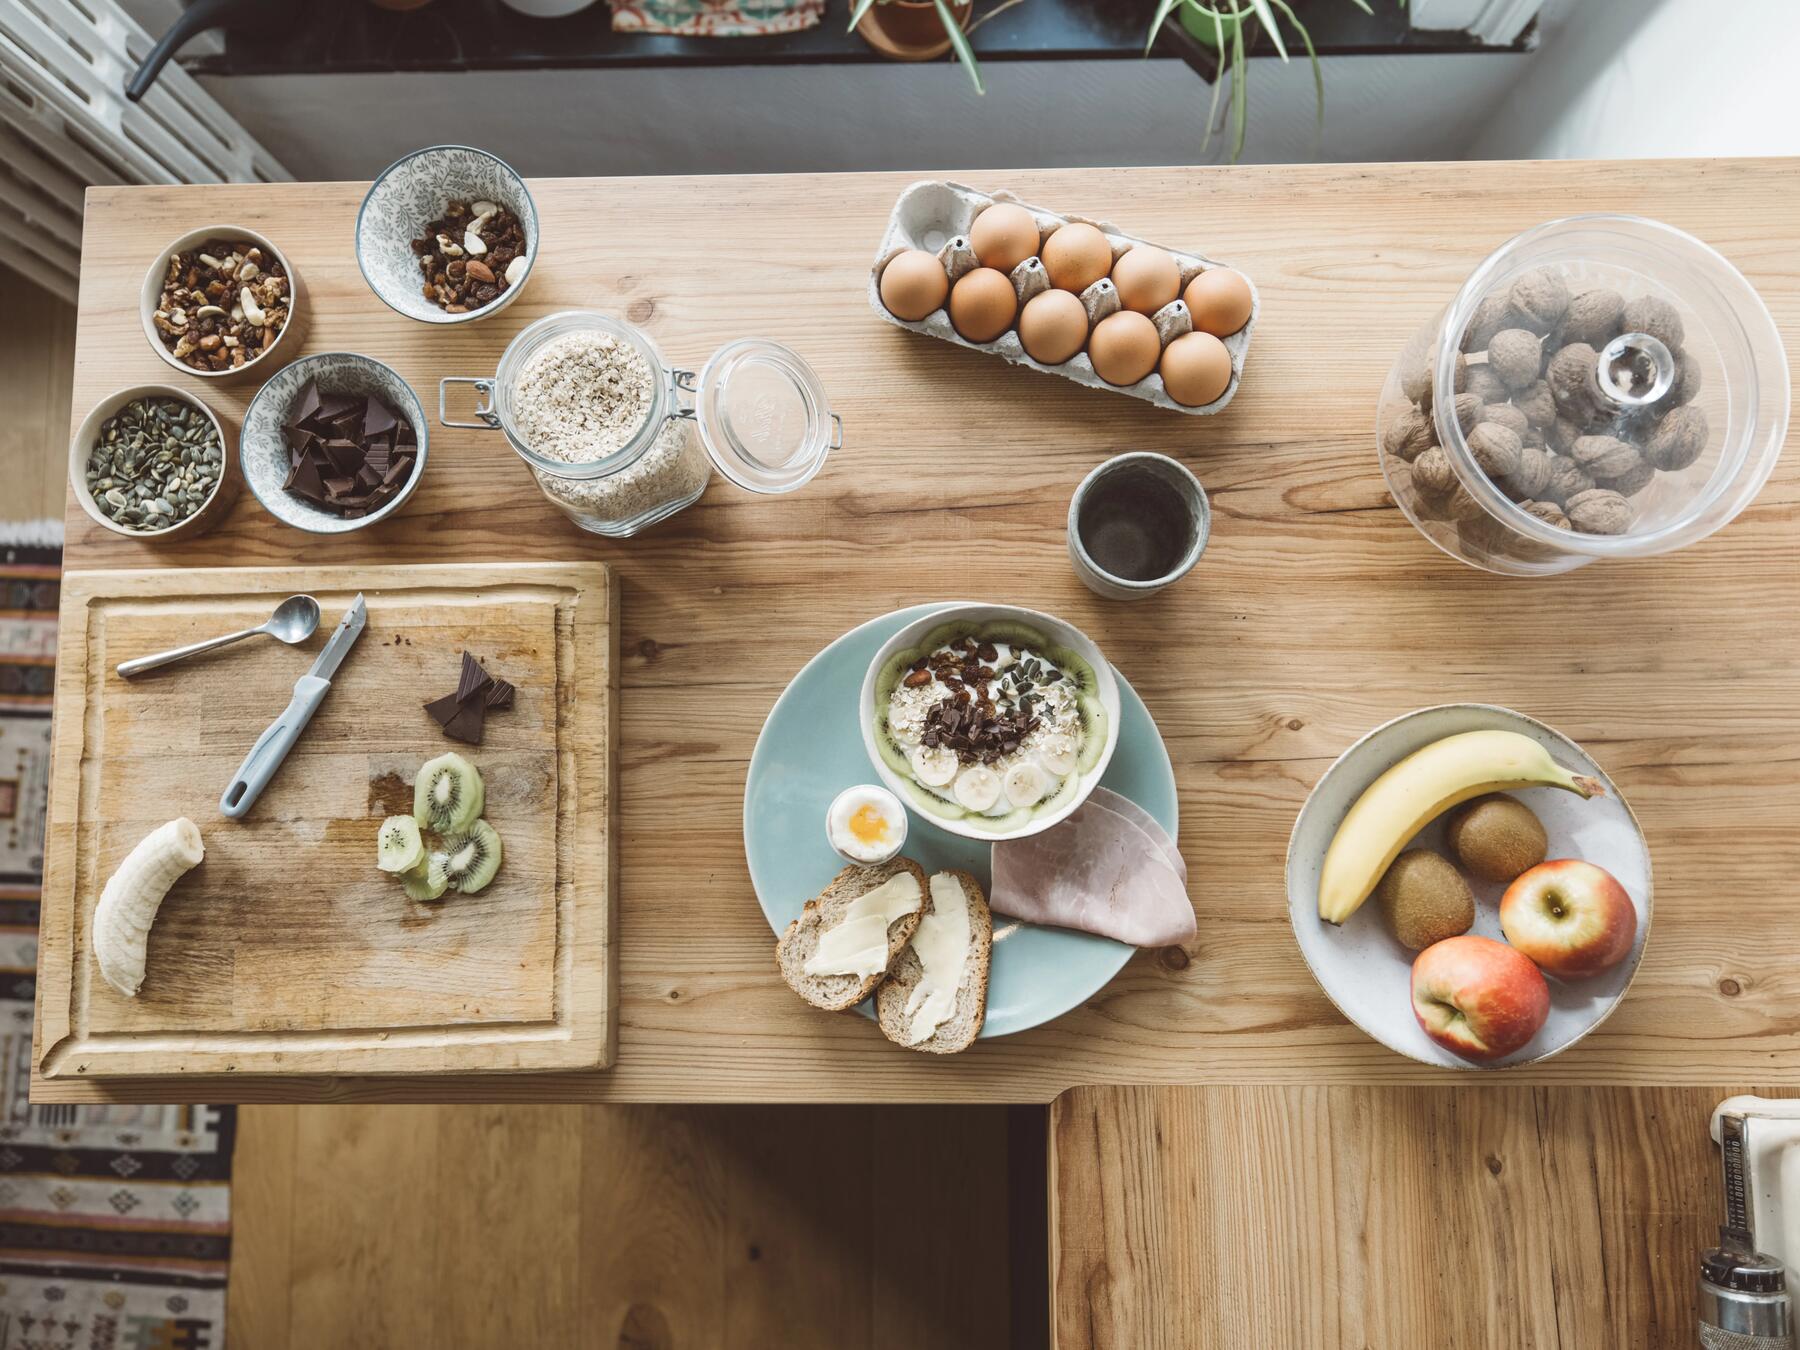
32,562 -> 617,1080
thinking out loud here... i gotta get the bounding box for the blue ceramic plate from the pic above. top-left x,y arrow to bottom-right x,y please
744,604 -> 1178,1038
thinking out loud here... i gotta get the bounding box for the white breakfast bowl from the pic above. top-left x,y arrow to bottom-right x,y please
1286,703 -> 1652,1069
356,144 -> 538,325
859,602 -> 1121,843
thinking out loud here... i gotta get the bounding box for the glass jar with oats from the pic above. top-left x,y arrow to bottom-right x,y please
441,311 -> 840,537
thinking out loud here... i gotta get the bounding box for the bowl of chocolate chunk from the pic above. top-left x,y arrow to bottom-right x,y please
239,353 -> 427,533
356,144 -> 537,324
140,225 -> 302,380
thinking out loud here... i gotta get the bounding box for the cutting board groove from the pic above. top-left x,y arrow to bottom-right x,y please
33,563 -> 617,1079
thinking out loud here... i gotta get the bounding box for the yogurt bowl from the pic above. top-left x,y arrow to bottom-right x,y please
859,603 -> 1121,843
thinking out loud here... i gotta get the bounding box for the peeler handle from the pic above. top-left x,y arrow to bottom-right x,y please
220,676 -> 330,819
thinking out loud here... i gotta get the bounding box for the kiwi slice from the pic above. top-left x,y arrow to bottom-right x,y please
1044,645 -> 1101,697
1076,698 -> 1109,773
899,778 -> 966,822
978,620 -> 1051,651
962,806 -> 1035,834
873,715 -> 914,777
873,646 -> 924,707
1037,771 -> 1083,816
377,815 -> 425,874
439,819 -> 503,895
916,621 -> 969,655
400,853 -> 450,902
414,752 -> 484,836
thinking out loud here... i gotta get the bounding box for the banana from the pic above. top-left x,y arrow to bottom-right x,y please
93,818 -> 205,997
1318,730 -> 1602,925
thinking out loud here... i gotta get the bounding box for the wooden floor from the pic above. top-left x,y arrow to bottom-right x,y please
6,261 -> 1034,1346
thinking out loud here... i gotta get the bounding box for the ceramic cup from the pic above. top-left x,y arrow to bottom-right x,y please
1066,452 -> 1210,601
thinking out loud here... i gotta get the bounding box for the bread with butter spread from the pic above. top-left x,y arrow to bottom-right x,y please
875,869 -> 992,1054
776,857 -> 928,1012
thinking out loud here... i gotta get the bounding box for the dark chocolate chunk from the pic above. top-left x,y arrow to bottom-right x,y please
280,378 -> 417,517
455,651 -> 491,705
484,678 -> 515,709
441,696 -> 488,745
424,692 -> 462,727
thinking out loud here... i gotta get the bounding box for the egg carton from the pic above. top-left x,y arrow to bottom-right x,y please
869,180 -> 1258,416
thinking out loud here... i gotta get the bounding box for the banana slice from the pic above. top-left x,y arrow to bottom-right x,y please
1004,762 -> 1048,808
952,765 -> 1002,813
1039,742 -> 1077,776
910,744 -> 959,787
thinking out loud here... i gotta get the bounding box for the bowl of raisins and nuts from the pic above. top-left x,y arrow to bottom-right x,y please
355,144 -> 538,325
140,225 -> 302,381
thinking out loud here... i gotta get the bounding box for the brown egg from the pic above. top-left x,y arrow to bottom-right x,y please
948,267 -> 1018,343
969,203 -> 1041,273
878,249 -> 950,322
1087,311 -> 1161,386
1183,268 -> 1253,337
1018,289 -> 1089,365
1041,222 -> 1113,293
1159,331 -> 1233,407
1111,245 -> 1180,315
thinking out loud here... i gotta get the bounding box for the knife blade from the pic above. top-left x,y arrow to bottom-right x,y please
220,594 -> 368,819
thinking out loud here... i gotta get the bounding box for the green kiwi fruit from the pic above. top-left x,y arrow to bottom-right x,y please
1037,771 -> 1083,817
873,646 -> 924,707
439,820 -> 503,895
916,621 -> 968,654
978,620 -> 1052,650
899,778 -> 966,822
400,853 -> 450,902
872,715 -> 914,777
1044,645 -> 1101,697
414,752 -> 484,836
377,815 -> 425,874
1445,794 -> 1548,883
962,806 -> 1035,834
1076,697 -> 1108,773
1375,849 -> 1474,951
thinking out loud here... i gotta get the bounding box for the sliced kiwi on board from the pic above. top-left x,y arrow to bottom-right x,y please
1076,698 -> 1109,773
873,646 -> 923,707
439,820 -> 503,895
961,806 -> 1035,834
978,620 -> 1051,651
400,853 -> 450,902
899,777 -> 966,822
1044,645 -> 1100,697
377,815 -> 425,874
873,715 -> 914,777
414,752 -> 484,836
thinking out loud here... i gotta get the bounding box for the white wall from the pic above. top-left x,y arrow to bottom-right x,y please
1468,0 -> 1800,159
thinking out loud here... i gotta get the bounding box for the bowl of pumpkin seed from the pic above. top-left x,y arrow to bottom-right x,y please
69,385 -> 233,539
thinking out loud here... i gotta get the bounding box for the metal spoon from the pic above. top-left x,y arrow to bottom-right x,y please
116,594 -> 323,679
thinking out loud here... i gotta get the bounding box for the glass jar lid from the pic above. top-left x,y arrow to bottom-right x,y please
690,339 -> 838,495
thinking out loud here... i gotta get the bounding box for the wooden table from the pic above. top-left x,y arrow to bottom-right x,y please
40,158 -> 1800,1103
1048,1084 -> 1795,1348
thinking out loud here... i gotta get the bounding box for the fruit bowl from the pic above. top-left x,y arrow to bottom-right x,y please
859,602 -> 1120,843
1286,703 -> 1651,1068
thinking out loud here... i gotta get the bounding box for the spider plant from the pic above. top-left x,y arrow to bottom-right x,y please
1147,0 -> 1398,164
848,0 -> 985,95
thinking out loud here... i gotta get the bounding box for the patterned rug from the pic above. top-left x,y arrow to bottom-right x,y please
0,525 -> 234,1350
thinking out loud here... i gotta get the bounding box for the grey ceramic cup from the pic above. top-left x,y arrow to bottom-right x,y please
1067,452 -> 1210,601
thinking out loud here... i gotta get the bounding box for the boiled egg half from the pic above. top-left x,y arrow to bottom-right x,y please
827,784 -> 908,865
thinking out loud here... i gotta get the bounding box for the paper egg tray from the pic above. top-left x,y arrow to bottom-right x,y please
869,180 -> 1258,416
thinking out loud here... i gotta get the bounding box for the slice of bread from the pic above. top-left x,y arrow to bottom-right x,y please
776,857 -> 928,1012
876,868 -> 992,1055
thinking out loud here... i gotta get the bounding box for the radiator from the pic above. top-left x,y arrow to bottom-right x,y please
0,0 -> 289,303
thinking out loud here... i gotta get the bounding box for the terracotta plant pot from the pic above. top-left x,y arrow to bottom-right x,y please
857,0 -> 972,63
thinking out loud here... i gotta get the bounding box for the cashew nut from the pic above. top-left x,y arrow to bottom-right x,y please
463,229 -> 487,256
504,255 -> 529,287
197,253 -> 224,270
194,304 -> 227,318
237,262 -> 259,282
471,200 -> 498,218
240,286 -> 267,327
436,233 -> 464,258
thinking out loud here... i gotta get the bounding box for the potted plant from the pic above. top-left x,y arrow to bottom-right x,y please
850,0 -> 984,94
1146,0 -> 1402,163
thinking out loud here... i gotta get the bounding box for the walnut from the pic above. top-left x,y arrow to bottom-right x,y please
1460,293 -> 1513,354
1644,404 -> 1709,471
1443,484 -> 1485,522
1467,422 -> 1522,481
1480,402 -> 1531,438
1488,329 -> 1543,391
1601,457 -> 1657,497
1622,294 -> 1685,349
1565,487 -> 1634,535
1571,434 -> 1645,481
1508,268 -> 1570,334
1383,405 -> 1434,462
1542,454 -> 1594,506
1519,499 -> 1571,530
1546,415 -> 1582,455
1452,391 -> 1483,434
1559,289 -> 1625,347
1411,445 -> 1456,497
1514,379 -> 1558,430
1653,346 -> 1703,413
1415,347 -> 1469,415
1400,349 -> 1432,406
1465,363 -> 1508,405
1506,446 -> 1553,501
1547,342 -> 1603,420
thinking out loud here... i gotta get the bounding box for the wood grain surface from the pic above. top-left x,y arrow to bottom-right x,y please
1050,1083 -> 1797,1349
0,272 -> 76,524
40,158 -> 1800,1103
33,562 -> 617,1081
228,1101 -> 1021,1350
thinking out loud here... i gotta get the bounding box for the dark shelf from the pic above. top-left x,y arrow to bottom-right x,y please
193,0 -> 1514,79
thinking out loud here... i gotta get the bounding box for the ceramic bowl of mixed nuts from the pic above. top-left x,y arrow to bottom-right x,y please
69,385 -> 233,540
355,144 -> 538,325
139,225 -> 301,381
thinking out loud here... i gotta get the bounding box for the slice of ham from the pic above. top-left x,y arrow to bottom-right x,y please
990,794 -> 1195,948
1089,787 -> 1186,885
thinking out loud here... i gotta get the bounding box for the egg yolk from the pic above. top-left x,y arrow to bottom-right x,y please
848,804 -> 891,845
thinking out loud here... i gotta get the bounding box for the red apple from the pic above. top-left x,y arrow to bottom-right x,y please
1411,935 -> 1550,1062
1500,859 -> 1637,979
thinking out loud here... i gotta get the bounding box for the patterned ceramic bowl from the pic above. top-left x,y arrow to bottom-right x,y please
355,144 -> 538,324
240,353 -> 428,534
